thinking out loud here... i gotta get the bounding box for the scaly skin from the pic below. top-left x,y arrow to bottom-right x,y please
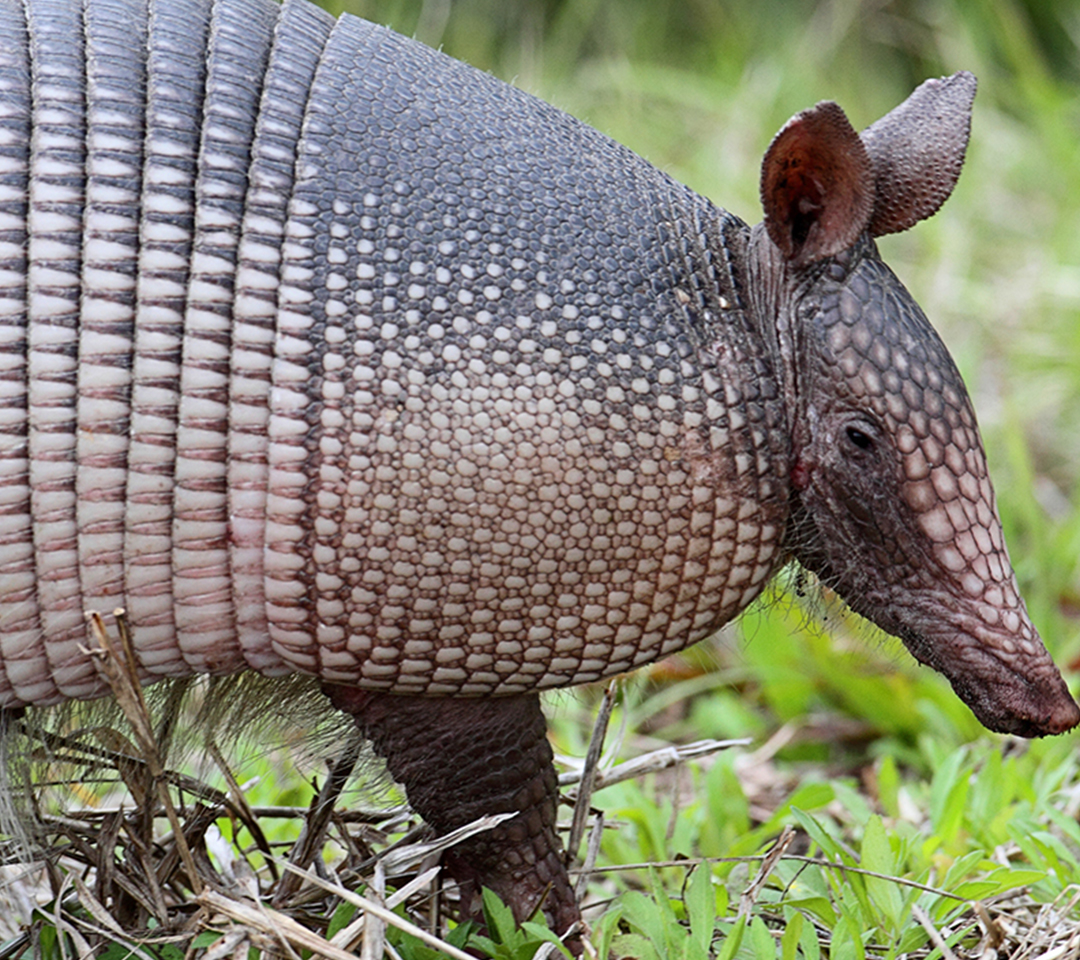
324,685 -> 581,943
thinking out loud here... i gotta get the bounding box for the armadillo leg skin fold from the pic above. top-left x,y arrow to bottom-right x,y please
323,684 -> 582,950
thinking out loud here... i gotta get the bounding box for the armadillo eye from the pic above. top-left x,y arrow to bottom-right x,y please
845,425 -> 874,451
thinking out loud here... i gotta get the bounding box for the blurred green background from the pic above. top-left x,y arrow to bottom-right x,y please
308,0 -> 1080,729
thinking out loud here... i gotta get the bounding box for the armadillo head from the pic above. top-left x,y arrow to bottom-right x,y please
749,73 -> 1078,737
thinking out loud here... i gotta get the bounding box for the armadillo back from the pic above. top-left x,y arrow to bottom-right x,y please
0,0 -> 790,710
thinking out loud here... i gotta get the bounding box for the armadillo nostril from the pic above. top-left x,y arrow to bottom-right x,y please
1045,692 -> 1080,735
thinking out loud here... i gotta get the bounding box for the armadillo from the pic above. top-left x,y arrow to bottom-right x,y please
0,0 -> 1077,942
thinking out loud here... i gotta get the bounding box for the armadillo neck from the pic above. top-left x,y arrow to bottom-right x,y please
0,0 -> 790,709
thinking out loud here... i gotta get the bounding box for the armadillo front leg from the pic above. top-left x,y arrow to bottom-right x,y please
323,686 -> 580,943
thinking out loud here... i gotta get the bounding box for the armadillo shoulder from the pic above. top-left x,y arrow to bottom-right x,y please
260,15 -> 789,691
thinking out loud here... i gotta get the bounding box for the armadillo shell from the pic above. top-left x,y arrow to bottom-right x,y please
0,0 -> 790,708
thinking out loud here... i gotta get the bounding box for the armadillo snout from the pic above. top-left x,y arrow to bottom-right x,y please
901,622 -> 1080,737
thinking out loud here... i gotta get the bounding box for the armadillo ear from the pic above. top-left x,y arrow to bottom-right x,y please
760,101 -> 875,268
860,71 -> 976,237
